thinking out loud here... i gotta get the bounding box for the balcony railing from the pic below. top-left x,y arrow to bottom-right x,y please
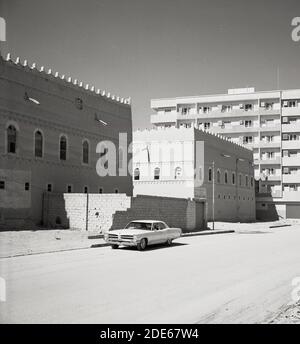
259,157 -> 281,165
193,109 -> 259,119
282,174 -> 300,183
259,108 -> 281,116
282,157 -> 300,167
282,190 -> 300,201
263,175 -> 282,182
282,123 -> 300,133
259,124 -> 281,132
257,190 -> 282,198
282,140 -> 300,149
150,113 -> 177,124
208,125 -> 259,134
282,107 -> 300,116
254,141 -> 281,149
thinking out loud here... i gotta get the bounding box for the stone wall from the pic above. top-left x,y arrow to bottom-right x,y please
43,193 -> 206,233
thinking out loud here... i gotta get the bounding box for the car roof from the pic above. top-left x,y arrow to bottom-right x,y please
130,220 -> 166,224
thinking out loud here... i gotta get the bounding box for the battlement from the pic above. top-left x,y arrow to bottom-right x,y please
2,53 -> 131,106
134,125 -> 251,151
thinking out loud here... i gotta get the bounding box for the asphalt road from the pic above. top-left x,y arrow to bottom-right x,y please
1,226 -> 300,324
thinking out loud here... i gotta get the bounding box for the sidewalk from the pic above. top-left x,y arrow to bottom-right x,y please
0,230 -> 108,258
1,220 -> 297,258
0,226 -> 235,258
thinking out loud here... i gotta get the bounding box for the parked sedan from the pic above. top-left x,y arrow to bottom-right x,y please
104,220 -> 182,251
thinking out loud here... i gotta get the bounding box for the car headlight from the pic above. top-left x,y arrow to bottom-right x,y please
104,234 -> 108,240
133,235 -> 138,241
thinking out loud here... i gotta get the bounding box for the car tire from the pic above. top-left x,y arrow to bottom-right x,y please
137,238 -> 147,251
111,244 -> 119,249
166,239 -> 172,246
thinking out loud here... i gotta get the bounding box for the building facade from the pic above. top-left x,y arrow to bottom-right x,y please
133,127 -> 255,222
0,53 -> 133,228
150,88 -> 300,220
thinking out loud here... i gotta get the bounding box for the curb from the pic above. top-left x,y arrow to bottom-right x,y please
0,230 -> 234,259
0,242 -> 110,259
182,229 -> 235,237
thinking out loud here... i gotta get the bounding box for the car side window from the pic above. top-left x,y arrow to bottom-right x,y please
158,222 -> 166,230
153,223 -> 160,231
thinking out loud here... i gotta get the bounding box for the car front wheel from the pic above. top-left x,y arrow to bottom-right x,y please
111,244 -> 119,249
137,238 -> 147,251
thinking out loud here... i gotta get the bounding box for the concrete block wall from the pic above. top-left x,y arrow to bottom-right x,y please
43,193 -> 205,233
43,193 -> 131,232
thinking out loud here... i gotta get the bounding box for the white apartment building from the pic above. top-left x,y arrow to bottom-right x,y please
150,87 -> 300,220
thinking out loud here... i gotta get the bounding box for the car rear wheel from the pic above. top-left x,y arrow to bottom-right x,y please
166,239 -> 172,246
137,238 -> 147,251
111,244 -> 119,249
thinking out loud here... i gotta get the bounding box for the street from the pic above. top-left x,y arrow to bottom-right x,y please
1,226 -> 300,324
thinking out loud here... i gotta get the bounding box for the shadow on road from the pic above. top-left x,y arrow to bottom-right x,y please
114,242 -> 188,252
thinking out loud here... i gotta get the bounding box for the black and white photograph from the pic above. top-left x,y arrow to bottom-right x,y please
0,0 -> 300,332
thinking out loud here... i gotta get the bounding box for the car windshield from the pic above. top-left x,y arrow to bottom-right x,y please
125,222 -> 152,230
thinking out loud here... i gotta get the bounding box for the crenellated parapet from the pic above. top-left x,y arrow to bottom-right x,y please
3,52 -> 131,106
134,126 -> 251,151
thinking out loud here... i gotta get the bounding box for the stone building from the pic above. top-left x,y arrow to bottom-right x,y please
150,87 -> 300,220
0,53 -> 133,228
133,127 -> 256,222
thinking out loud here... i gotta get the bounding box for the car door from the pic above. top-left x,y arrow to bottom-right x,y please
148,222 -> 162,244
156,222 -> 169,243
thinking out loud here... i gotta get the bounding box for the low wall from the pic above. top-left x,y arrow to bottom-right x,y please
43,193 -> 206,233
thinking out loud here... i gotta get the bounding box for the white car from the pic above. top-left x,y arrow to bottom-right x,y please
104,220 -> 182,251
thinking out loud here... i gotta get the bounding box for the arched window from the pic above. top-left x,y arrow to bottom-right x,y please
239,174 -> 242,186
134,168 -> 140,181
82,140 -> 89,164
232,172 -> 236,185
217,169 -> 221,183
208,167 -> 212,182
7,125 -> 17,153
175,167 -> 182,179
251,176 -> 254,187
154,167 -> 160,180
34,130 -> 43,157
60,135 -> 67,160
245,175 -> 249,187
225,171 -> 228,184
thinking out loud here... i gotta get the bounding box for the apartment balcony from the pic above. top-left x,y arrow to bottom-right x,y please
150,113 -> 177,124
282,107 -> 300,116
209,125 -> 259,134
282,191 -> 300,201
196,109 -> 259,119
259,158 -> 281,165
176,113 -> 198,121
282,140 -> 300,149
254,141 -> 281,149
257,190 -> 282,199
282,157 -> 300,167
259,124 -> 281,132
282,174 -> 300,183
259,108 -> 281,116
264,175 -> 282,182
282,123 -> 300,133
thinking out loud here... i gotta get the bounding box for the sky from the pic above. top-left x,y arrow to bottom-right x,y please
0,0 -> 300,129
